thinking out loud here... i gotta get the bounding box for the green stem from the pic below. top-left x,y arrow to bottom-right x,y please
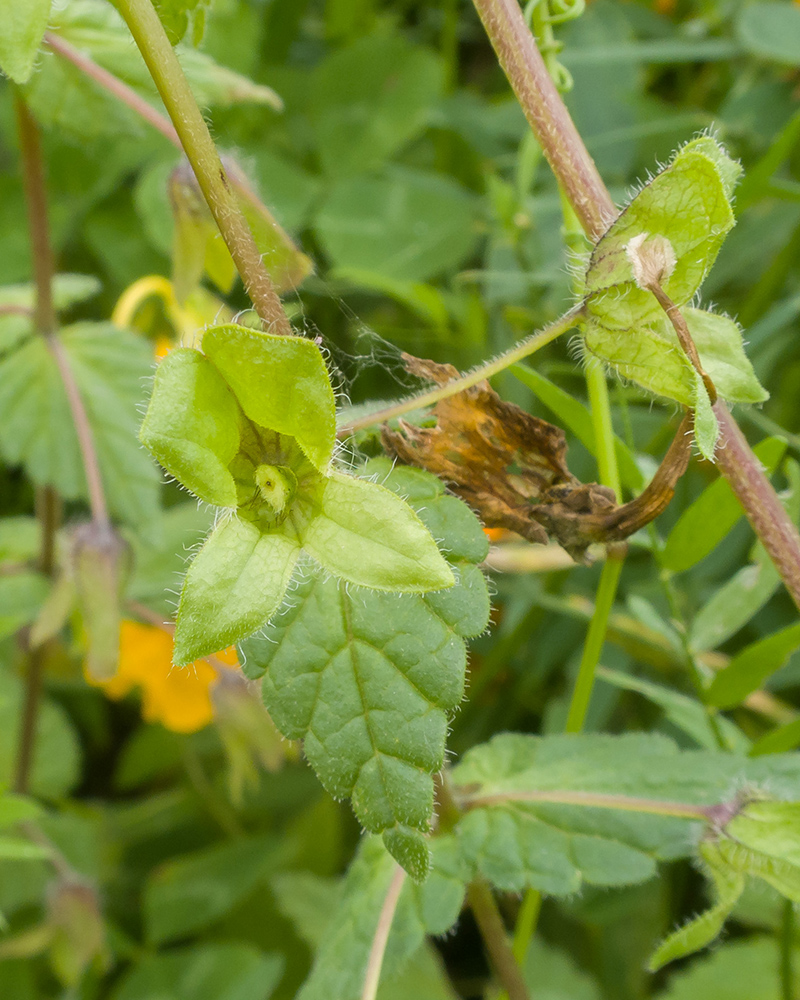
780,897 -> 795,1000
585,360 -> 621,500
512,890 -> 542,966
564,553 -> 624,733
467,880 -> 531,1000
337,304 -> 583,435
112,0 -> 290,334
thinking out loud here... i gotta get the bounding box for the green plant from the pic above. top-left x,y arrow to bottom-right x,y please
3,1 -> 800,998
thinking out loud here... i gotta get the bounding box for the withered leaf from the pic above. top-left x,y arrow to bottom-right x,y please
381,355 -> 691,561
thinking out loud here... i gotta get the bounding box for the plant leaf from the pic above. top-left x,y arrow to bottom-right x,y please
707,623 -> 800,709
0,323 -> 160,529
298,471 -> 454,593
648,841 -> 746,971
174,516 -> 300,666
240,466 -> 490,877
0,0 -> 52,84
139,348 -> 242,507
297,836 -> 465,1000
201,325 -> 336,472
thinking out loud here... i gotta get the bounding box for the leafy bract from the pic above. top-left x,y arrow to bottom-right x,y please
139,349 -> 242,507
174,516 -> 300,666
0,0 -> 52,84
240,462 -> 490,878
140,327 -> 454,666
0,323 -> 160,529
202,326 -> 336,472
581,138 -> 765,457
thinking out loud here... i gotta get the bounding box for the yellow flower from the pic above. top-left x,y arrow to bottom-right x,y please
94,620 -> 238,734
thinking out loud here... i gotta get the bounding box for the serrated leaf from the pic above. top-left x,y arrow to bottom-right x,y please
0,0 -> 52,83
174,515 -> 300,666
663,437 -> 787,573
240,468 -> 490,875
298,471 -> 454,593
202,325 -> 336,472
0,323 -> 160,529
140,348 -> 241,507
707,623 -> 800,709
449,733 -> 800,898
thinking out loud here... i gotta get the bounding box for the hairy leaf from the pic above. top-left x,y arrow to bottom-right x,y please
140,348 -> 242,507
202,325 -> 336,472
240,464 -> 490,877
174,515 -> 300,666
0,0 -> 52,84
297,471 -> 454,592
449,733 -> 800,895
0,323 -> 160,529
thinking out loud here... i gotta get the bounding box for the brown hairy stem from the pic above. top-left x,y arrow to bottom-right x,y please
473,0 -> 800,610
645,279 -> 717,402
472,0 -> 615,239
113,0 -> 291,335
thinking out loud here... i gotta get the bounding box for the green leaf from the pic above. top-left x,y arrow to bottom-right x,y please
648,841 -> 746,971
737,2 -> 800,67
663,437 -> 787,573
597,667 -> 750,752
659,937 -> 800,1000
202,325 -> 336,472
0,572 -> 49,642
316,168 -> 479,283
509,363 -> 643,490
0,0 -> 52,83
144,836 -> 277,945
683,309 -> 768,405
309,33 -> 444,178
692,371 -> 718,461
112,944 -> 283,1000
139,348 -> 241,507
0,794 -> 41,829
0,323 -> 160,530
0,671 -> 80,799
298,471 -> 454,593
240,467 -> 489,875
751,719 -> 800,757
153,0 -> 209,45
174,515 -> 300,665
297,837 -> 464,1000
707,623 -> 800,709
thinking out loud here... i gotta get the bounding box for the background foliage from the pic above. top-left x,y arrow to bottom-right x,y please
3,0 -> 800,997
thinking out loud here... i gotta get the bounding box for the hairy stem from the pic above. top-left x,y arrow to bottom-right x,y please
15,95 -> 56,335
338,304 -> 583,436
467,879 -> 531,1000
112,0 -> 290,334
714,401 -> 800,612
473,0 -> 800,627
44,32 -> 181,149
362,865 -> 407,1000
472,0 -> 614,239
48,335 -> 110,528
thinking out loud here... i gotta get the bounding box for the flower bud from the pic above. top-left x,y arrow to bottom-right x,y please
73,522 -> 131,682
625,232 -> 676,289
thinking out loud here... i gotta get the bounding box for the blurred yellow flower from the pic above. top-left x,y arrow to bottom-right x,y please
94,620 -> 238,734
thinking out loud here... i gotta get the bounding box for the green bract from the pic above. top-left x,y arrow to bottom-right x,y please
139,325 -> 454,665
240,460 -> 491,879
581,137 -> 767,459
